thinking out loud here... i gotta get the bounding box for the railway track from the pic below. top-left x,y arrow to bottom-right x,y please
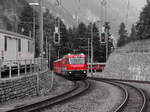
89,78 -> 147,112
6,80 -> 90,112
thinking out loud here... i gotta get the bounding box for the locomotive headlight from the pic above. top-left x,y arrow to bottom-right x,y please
83,71 -> 86,73
69,71 -> 72,74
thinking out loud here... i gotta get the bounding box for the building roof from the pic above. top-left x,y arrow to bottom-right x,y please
0,29 -> 32,40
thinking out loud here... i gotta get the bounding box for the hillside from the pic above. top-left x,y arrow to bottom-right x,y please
0,0 -> 146,38
0,0 -> 28,31
102,39 -> 150,81
45,0 -> 146,37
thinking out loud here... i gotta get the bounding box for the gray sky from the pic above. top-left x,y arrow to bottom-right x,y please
130,0 -> 146,11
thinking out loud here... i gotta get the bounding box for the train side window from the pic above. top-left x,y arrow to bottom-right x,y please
4,36 -> 7,51
18,39 -> 21,52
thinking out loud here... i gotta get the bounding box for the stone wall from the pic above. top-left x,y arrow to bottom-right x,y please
0,70 -> 52,103
103,52 -> 150,81
39,71 -> 53,95
0,75 -> 37,103
101,40 -> 150,81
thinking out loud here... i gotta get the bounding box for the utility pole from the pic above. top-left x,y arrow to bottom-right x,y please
87,38 -> 90,74
39,0 -> 43,58
90,23 -> 93,76
46,36 -> 48,59
125,0 -> 130,28
49,44 -> 51,69
29,2 -> 40,58
105,30 -> 108,61
33,7 -> 36,58
105,22 -> 110,61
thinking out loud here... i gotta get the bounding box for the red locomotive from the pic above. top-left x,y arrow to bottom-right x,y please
53,53 -> 88,80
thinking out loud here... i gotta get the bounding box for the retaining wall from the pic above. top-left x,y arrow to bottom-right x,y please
0,70 -> 52,103
103,52 -> 150,81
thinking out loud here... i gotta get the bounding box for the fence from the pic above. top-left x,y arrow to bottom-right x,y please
0,58 -> 48,79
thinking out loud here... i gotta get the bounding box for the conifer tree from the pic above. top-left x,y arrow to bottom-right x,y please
117,22 -> 128,47
130,24 -> 136,41
136,2 -> 150,40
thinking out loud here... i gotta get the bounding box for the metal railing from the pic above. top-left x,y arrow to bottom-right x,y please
0,58 -> 48,79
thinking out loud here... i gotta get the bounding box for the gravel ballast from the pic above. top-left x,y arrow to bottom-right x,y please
125,82 -> 150,112
43,80 -> 123,112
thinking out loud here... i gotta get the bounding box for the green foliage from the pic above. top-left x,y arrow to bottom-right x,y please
59,19 -> 70,57
18,5 -> 113,63
74,22 -> 89,54
43,9 -> 55,57
129,24 -> 137,41
69,22 -> 108,62
117,22 -> 128,47
136,2 -> 150,40
18,5 -> 33,36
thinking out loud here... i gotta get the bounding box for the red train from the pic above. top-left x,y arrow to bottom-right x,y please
88,63 -> 106,72
53,53 -> 88,80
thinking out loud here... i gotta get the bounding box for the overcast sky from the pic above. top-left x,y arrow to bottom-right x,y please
130,0 -> 146,11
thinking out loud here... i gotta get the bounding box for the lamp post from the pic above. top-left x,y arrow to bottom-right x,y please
39,0 -> 43,58
29,0 -> 43,58
29,2 -> 39,58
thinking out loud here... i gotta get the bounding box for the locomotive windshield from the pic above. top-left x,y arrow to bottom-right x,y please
69,58 -> 85,64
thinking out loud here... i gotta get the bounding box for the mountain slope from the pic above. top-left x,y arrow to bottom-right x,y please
0,0 -> 28,31
45,0 -> 146,37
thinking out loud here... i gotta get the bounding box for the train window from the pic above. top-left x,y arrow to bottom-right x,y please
4,36 -> 7,51
69,58 -> 85,64
18,39 -> 21,52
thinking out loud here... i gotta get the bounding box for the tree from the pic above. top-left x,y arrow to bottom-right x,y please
129,24 -> 137,41
67,27 -> 75,53
117,22 -> 128,47
43,9 -> 55,58
136,2 -> 150,40
18,5 -> 33,36
74,22 -> 88,54
59,19 -> 69,58
92,23 -> 101,62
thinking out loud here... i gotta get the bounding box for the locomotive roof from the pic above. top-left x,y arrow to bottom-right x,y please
0,29 -> 32,40
65,54 -> 86,58
53,54 -> 86,62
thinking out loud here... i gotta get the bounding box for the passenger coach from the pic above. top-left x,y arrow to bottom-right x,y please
53,53 -> 88,80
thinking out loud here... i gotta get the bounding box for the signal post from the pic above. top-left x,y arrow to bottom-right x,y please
53,17 -> 61,59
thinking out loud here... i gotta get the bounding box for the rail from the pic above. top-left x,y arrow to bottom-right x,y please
89,78 -> 147,112
0,58 -> 48,79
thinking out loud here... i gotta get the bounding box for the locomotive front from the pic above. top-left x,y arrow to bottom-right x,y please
66,54 -> 88,79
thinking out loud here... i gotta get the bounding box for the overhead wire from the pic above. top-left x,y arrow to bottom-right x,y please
55,0 -> 78,27
75,0 -> 81,25
125,0 -> 130,28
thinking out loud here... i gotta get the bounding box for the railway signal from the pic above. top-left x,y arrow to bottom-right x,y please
53,32 -> 60,45
100,33 -> 106,43
100,25 -> 106,43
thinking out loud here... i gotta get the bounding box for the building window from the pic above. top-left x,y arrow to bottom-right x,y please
4,36 -> 7,51
18,39 -> 21,52
28,40 -> 33,53
28,40 -> 29,52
